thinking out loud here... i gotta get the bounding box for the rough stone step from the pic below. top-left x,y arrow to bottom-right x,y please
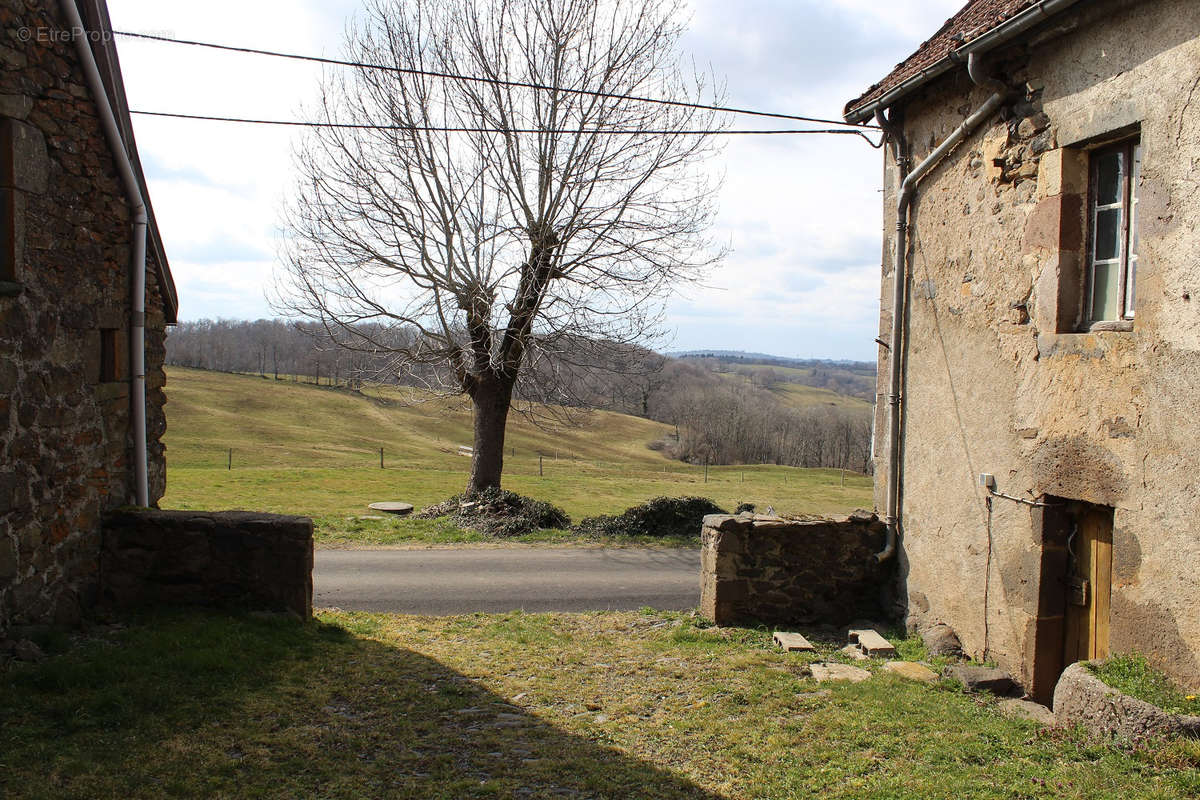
944,665 -> 1016,696
883,661 -> 938,682
811,662 -> 872,683
848,628 -> 897,657
773,631 -> 815,652
997,698 -> 1056,725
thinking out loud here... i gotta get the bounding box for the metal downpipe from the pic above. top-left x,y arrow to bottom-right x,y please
60,0 -> 151,506
875,53 -> 1009,562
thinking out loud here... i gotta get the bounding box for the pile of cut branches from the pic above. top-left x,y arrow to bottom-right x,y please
573,496 -> 726,540
418,488 -> 570,538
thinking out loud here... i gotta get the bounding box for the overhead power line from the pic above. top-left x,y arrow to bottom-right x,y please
129,109 -> 882,143
115,30 -> 879,131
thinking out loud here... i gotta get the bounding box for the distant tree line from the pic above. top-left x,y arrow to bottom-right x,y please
166,319 -> 873,472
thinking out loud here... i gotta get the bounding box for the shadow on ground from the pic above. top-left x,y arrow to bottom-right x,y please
0,612 -> 725,799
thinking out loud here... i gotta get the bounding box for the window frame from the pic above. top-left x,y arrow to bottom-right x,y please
1083,138 -> 1140,328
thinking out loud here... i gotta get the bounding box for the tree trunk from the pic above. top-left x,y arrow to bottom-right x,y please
467,376 -> 514,494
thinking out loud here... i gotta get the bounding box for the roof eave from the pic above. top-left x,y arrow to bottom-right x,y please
843,0 -> 1087,124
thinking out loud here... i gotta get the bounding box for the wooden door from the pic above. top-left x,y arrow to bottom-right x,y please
1064,507 -> 1112,664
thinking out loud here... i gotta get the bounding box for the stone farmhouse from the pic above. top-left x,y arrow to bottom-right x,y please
0,0 -> 176,632
845,0 -> 1199,701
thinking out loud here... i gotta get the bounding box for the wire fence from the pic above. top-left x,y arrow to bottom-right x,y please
175,442 -> 871,489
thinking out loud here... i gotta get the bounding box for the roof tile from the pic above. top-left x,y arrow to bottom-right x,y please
844,0 -> 1038,119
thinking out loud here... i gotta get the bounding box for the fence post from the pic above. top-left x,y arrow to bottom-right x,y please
841,469 -> 846,487
227,448 -> 232,471
704,457 -> 708,483
380,447 -> 385,469
539,455 -> 544,477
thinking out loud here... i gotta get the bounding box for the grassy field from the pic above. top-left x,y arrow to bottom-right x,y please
4,610 -> 1196,799
161,368 -> 874,544
714,370 -> 871,411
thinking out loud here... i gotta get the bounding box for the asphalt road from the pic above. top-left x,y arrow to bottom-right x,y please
314,547 -> 702,614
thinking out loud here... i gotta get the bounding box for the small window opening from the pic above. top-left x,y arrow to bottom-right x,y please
1085,139 -> 1140,327
100,329 -> 121,383
0,187 -> 14,284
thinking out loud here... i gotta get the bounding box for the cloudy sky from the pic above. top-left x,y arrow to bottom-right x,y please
107,0 -> 964,362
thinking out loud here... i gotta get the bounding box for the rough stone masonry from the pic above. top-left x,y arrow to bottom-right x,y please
700,511 -> 894,627
0,0 -> 172,632
102,510 -> 314,619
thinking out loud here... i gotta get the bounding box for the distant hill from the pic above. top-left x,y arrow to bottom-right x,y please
667,351 -> 877,402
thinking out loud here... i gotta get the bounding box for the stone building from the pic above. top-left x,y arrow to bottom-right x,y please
845,0 -> 1199,701
0,0 -> 176,632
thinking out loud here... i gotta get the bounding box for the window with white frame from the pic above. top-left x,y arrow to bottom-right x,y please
1086,139 -> 1140,325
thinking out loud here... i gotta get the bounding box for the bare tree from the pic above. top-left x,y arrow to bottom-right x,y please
275,0 -> 722,493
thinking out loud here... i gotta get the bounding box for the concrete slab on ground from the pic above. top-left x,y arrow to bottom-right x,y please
773,632 -> 815,652
848,629 -> 897,657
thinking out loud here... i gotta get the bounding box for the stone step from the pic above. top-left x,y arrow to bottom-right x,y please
847,629 -> 897,657
772,631 -> 815,652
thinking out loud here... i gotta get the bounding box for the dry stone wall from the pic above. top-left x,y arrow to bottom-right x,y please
101,511 -> 314,620
700,512 -> 894,627
0,1 -> 169,631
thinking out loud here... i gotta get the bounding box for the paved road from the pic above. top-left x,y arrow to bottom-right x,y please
314,547 -> 701,614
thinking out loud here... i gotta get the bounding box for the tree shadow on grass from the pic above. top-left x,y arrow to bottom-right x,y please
1,611 -> 727,799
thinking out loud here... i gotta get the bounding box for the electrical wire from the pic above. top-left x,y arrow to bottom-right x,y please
128,109 -> 882,143
114,30 -> 879,131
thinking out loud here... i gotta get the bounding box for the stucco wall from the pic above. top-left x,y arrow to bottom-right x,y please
873,0 -> 1200,692
0,0 -> 169,631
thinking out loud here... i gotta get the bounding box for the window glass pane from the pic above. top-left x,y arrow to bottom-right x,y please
1095,150 -> 1123,205
1094,207 -> 1122,261
1092,261 -> 1120,321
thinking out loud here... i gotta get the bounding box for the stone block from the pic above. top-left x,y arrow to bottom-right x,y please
848,629 -> 897,657
1036,148 -> 1064,199
1054,662 -> 1200,739
773,631 -> 815,652
0,94 -> 33,120
998,698 -> 1056,725
945,665 -> 1016,696
921,623 -> 963,657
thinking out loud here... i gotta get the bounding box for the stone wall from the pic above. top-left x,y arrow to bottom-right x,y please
870,0 -> 1200,693
101,511 -> 314,619
700,512 -> 893,627
0,1 -> 170,631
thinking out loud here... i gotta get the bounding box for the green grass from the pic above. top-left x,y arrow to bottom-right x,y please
1090,654 -> 1200,716
3,610 -> 1197,799
161,368 -> 874,545
718,372 -> 872,411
